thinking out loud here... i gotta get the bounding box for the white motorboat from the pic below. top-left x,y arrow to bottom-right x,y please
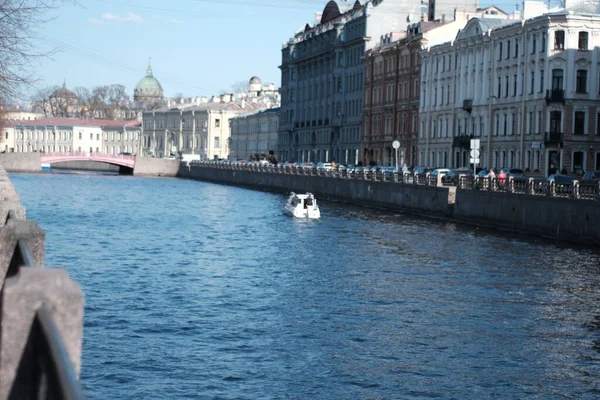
284,192 -> 321,219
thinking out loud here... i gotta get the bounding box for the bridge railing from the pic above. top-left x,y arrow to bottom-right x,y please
0,166 -> 85,399
41,151 -> 135,161
189,160 -> 600,201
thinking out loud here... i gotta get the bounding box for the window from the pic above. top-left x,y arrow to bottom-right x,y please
554,30 -> 565,50
550,111 -> 561,133
505,76 -> 509,97
532,34 -> 537,54
541,33 -> 546,52
498,42 -> 503,61
528,111 -> 533,134
540,69 -> 544,92
578,32 -> 588,50
215,119 -> 220,128
4,132 -> 7,139
573,151 -> 584,174
78,132 -> 82,139
538,110 -> 543,134
497,77 -> 502,98
576,70 -> 587,93
597,112 -> 600,136
530,71 -> 535,94
552,69 -> 564,90
214,137 -> 220,148
503,113 -> 508,135
515,39 -> 519,58
506,40 -> 511,59
90,133 -> 93,140
574,111 -> 585,135
513,74 -> 518,96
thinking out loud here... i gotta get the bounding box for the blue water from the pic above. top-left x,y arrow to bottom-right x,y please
10,171 -> 600,399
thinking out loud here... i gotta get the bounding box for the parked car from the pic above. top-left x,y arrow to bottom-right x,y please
581,171 -> 600,184
442,167 -> 473,185
501,168 -> 524,179
413,166 -> 432,175
546,174 -> 575,184
428,168 -> 450,180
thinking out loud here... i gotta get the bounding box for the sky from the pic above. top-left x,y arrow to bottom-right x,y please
32,0 -> 517,100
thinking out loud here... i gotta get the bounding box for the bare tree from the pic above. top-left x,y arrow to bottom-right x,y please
0,1 -> 73,104
30,85 -> 58,116
230,80 -> 248,94
73,86 -> 94,117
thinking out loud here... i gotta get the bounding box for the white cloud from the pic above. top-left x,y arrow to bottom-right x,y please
99,12 -> 144,24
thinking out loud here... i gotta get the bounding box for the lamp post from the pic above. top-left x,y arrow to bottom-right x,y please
392,140 -> 400,170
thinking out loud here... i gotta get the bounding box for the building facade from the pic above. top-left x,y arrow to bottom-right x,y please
11,118 -> 141,155
362,18 -> 471,167
229,108 -> 280,161
419,1 -> 600,176
278,0 -> 423,165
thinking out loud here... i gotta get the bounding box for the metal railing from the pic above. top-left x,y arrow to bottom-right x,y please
190,160 -> 600,201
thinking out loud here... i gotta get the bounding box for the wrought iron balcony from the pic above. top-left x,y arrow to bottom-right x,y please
462,99 -> 473,113
544,131 -> 563,147
545,89 -> 565,104
452,135 -> 472,149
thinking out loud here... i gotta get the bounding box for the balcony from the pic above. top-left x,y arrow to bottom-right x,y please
462,99 -> 473,113
545,89 -> 565,104
452,135 -> 472,149
545,131 -> 563,147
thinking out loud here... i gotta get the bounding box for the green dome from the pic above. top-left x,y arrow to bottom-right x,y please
134,60 -> 164,102
135,65 -> 163,92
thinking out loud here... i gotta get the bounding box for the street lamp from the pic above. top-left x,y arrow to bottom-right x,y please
392,140 -> 400,170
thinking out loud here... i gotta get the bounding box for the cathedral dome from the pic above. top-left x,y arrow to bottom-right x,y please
51,82 -> 77,100
134,60 -> 164,102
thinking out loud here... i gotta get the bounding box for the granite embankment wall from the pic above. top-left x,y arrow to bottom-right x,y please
454,190 -> 600,244
0,164 -> 85,397
178,165 -> 600,246
0,153 -> 41,173
133,157 -> 179,177
178,165 -> 454,217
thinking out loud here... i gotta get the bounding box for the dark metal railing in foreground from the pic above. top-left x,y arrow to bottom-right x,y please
11,305 -> 85,400
1,210 -> 85,400
189,160 -> 600,201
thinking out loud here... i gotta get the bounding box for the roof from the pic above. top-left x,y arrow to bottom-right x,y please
455,18 -> 518,41
547,1 -> 600,16
14,117 -> 141,128
230,107 -> 280,121
154,100 -> 273,113
320,0 -> 356,24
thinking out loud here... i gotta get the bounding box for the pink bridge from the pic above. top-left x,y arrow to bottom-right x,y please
40,152 -> 136,168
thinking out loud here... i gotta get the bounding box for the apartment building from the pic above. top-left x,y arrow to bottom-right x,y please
278,0 -> 423,164
419,1 -> 600,176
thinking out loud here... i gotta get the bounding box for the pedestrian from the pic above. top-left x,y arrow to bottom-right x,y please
498,169 -> 507,186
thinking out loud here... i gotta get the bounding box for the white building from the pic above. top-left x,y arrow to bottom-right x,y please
11,118 -> 141,154
229,108 -> 280,161
418,1 -> 600,176
142,95 -> 278,160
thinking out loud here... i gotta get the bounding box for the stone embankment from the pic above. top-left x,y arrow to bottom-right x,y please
0,164 -> 85,398
178,162 -> 600,247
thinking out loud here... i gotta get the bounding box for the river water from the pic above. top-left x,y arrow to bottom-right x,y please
9,171 -> 600,399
